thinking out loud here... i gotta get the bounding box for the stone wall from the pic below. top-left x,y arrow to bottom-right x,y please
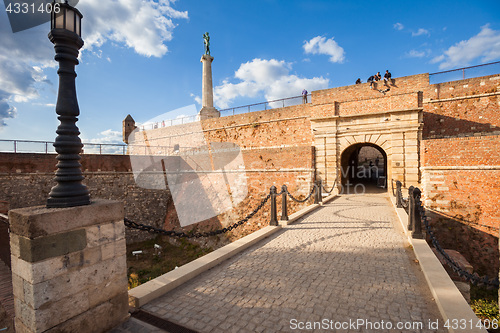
419,74 -> 500,276
9,200 -> 128,332
0,153 -> 170,243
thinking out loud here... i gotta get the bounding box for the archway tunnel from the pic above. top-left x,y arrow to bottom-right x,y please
339,143 -> 387,193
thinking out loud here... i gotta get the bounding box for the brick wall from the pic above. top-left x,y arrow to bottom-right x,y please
0,145 -> 316,246
421,135 -> 500,241
311,73 -> 428,105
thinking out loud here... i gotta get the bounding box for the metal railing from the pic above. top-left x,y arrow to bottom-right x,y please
429,61 -> 500,84
137,94 -> 311,131
0,139 -> 127,155
219,94 -> 310,117
138,115 -> 199,131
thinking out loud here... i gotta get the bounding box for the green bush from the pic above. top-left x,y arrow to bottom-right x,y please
471,299 -> 499,321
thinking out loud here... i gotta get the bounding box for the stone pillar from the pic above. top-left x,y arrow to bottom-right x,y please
199,54 -> 220,120
9,199 -> 128,333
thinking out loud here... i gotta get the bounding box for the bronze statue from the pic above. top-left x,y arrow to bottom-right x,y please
203,32 -> 210,55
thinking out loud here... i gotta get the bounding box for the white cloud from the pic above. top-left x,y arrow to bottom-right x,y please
303,36 -> 345,63
212,58 -> 329,109
393,23 -> 404,31
82,129 -> 124,154
406,50 -> 426,58
412,28 -> 430,37
190,93 -> 202,106
432,24 -> 500,69
0,0 -> 187,127
83,129 -> 122,144
78,0 -> 188,57
406,49 -> 431,58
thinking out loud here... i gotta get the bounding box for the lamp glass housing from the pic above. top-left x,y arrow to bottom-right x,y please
51,2 -> 83,37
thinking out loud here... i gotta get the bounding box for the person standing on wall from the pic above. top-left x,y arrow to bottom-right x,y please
302,89 -> 308,103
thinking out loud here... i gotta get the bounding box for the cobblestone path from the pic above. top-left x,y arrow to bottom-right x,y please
139,194 -> 445,333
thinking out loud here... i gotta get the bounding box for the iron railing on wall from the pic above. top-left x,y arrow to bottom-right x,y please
137,94 -> 311,131
429,61 -> 500,84
0,139 -> 128,155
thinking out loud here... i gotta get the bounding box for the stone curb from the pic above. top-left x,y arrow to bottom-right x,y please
390,197 -> 487,333
128,196 -> 336,308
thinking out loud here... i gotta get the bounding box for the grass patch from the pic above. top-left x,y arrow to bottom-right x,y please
470,284 -> 500,331
126,235 -> 212,289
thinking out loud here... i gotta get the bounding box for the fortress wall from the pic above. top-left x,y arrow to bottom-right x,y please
0,169 -> 169,243
0,153 -> 132,173
0,146 -> 316,246
312,73 -> 429,105
202,105 -> 313,149
423,74 -> 500,139
419,74 -> 500,276
0,153 -> 168,243
128,109 -> 317,241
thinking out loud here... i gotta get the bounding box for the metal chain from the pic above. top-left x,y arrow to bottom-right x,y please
286,185 -> 316,203
417,198 -> 499,288
124,194 -> 271,238
322,181 -> 336,194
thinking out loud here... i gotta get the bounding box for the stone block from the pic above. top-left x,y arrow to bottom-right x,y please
86,222 -> 119,247
391,146 -> 404,154
10,233 -> 20,257
22,264 -> 94,309
83,256 -> 127,288
44,292 -> 129,333
14,318 -> 31,333
16,289 -> 90,332
8,199 -> 123,239
11,244 -> 103,285
9,199 -> 128,333
102,238 -> 126,261
11,273 -> 25,303
88,274 -> 128,309
18,229 -> 86,263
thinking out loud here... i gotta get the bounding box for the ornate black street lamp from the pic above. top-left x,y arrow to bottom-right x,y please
46,1 -> 90,208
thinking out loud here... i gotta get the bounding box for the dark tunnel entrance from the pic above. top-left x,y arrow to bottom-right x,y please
340,143 -> 387,194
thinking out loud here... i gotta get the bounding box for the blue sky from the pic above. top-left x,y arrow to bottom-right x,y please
0,0 -> 499,144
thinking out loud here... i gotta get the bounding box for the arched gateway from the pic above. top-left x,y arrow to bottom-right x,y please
340,143 -> 387,192
310,104 -> 422,192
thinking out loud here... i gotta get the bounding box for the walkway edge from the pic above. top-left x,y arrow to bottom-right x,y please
390,197 -> 486,333
128,197 -> 336,308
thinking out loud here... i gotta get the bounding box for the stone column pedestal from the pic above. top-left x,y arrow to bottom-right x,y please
9,199 -> 128,333
199,54 -> 220,120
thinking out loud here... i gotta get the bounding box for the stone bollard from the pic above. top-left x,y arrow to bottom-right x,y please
9,199 -> 129,333
269,186 -> 278,226
411,188 -> 424,239
407,186 -> 415,231
280,185 -> 289,221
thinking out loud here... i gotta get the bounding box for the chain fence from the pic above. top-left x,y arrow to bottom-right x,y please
322,181 -> 337,195
286,184 -> 317,203
124,180 -> 334,238
393,180 -> 499,289
125,193 -> 270,238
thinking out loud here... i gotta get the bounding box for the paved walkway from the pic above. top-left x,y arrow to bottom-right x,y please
123,194 -> 445,333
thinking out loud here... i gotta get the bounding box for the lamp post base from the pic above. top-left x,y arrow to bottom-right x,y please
47,195 -> 90,208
